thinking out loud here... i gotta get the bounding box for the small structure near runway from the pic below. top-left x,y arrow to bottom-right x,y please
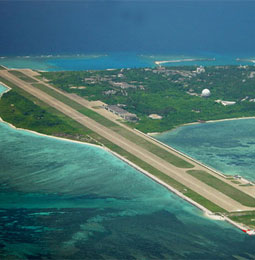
148,114 -> 162,120
105,105 -> 138,122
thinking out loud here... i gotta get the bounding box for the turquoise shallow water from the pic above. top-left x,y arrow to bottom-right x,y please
1,52 -> 254,71
156,119 -> 255,181
0,121 -> 255,259
0,84 -> 7,95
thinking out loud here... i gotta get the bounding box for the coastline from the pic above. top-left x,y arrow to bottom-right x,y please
155,59 -> 197,65
0,117 -> 104,150
183,116 -> 255,127
148,116 -> 255,137
137,128 -> 228,179
142,133 -> 253,187
146,117 -> 255,182
0,116 -> 221,222
0,116 -> 251,233
0,81 -> 11,97
154,58 -> 216,66
109,147 -> 228,222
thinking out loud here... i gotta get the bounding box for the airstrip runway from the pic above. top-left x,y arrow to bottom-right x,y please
1,69 -> 255,213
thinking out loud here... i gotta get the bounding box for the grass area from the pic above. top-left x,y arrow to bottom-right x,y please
0,65 -> 6,70
9,70 -> 38,83
0,77 -> 97,143
185,190 -> 227,213
126,158 -> 226,213
239,183 -> 254,187
187,170 -> 255,207
226,177 -> 235,180
32,82 -> 193,168
228,211 -> 255,228
231,180 -> 241,184
0,90 -> 96,142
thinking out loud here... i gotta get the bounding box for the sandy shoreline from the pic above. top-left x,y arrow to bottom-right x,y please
154,58 -> 216,66
103,148 -> 225,222
155,59 -> 197,65
0,117 -> 104,150
185,116 -> 255,126
148,116 -> 255,137
0,81 -> 11,97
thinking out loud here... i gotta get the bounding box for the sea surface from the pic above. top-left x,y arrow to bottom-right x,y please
1,121 -> 255,259
156,119 -> 255,182
1,1 -> 255,71
1,2 -> 255,56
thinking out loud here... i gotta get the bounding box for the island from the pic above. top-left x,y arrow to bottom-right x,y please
1,64 -> 255,235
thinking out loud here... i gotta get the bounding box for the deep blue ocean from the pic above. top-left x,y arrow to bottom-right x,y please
1,1 -> 255,70
1,2 -> 255,259
1,1 -> 255,56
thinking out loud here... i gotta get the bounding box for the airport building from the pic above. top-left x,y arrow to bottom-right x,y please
105,105 -> 138,122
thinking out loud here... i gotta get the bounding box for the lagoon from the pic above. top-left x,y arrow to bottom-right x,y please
156,119 -> 255,182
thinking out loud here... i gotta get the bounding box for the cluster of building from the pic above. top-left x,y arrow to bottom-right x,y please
201,89 -> 238,106
84,71 -> 144,97
110,81 -> 144,90
151,66 -> 206,78
194,66 -> 205,74
104,106 -> 163,122
151,67 -> 196,78
215,100 -> 236,106
148,114 -> 162,120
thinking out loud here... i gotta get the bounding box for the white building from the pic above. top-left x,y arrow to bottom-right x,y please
196,66 -> 205,73
201,88 -> 211,97
148,114 -> 162,120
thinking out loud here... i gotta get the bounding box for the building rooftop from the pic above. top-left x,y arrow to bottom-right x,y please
106,105 -> 129,115
105,105 -> 138,121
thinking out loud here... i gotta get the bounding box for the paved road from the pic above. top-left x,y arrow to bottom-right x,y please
1,69 -> 254,212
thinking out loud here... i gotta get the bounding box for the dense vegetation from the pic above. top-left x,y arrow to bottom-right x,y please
42,65 -> 255,132
229,211 -> 255,229
0,90 -> 92,142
